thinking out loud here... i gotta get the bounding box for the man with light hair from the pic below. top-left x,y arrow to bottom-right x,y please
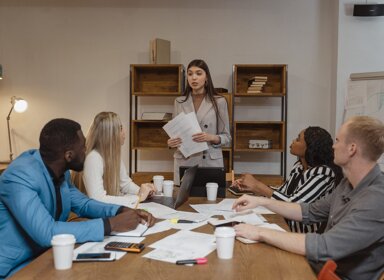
232,116 -> 384,280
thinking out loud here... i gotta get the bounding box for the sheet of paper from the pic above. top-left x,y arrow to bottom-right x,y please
163,112 -> 208,158
138,202 -> 178,218
144,230 -> 216,263
74,236 -> 145,260
159,210 -> 210,222
189,204 -> 233,217
143,220 -> 172,236
215,198 -> 275,214
111,223 -> 148,237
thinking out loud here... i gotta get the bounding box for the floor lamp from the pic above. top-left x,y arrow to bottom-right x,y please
7,96 -> 28,161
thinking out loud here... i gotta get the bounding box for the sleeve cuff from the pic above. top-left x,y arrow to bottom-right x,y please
212,135 -> 222,148
103,218 -> 111,235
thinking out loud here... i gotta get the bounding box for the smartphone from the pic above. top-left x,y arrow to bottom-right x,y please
228,186 -> 254,196
104,242 -> 145,253
75,252 -> 113,262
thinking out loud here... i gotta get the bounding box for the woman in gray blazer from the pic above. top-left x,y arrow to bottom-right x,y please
167,59 -> 231,185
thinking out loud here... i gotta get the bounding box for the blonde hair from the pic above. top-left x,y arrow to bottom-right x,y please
346,116 -> 384,161
85,112 -> 122,195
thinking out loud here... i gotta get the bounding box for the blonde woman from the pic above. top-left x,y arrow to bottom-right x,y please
82,112 -> 155,208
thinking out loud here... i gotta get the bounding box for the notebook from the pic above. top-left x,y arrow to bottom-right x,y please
143,165 -> 198,209
179,166 -> 226,198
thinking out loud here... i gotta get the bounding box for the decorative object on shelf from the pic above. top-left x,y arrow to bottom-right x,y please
141,112 -> 172,121
150,38 -> 171,64
6,96 -> 28,161
248,139 -> 272,149
0,64 -> 3,80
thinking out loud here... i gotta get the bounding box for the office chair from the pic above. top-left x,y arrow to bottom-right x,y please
317,260 -> 341,280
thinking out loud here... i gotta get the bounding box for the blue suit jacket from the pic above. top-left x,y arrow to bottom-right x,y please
0,150 -> 120,278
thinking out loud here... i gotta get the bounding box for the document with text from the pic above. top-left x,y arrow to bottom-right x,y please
163,112 -> 208,158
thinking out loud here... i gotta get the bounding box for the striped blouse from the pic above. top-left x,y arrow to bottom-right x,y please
271,161 -> 336,233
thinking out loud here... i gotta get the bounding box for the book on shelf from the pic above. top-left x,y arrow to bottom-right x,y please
249,76 -> 268,81
141,112 -> 172,121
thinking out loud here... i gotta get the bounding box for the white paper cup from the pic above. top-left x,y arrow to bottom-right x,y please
215,227 -> 236,259
51,234 -> 76,270
206,182 -> 219,201
163,180 -> 174,197
153,175 -> 164,194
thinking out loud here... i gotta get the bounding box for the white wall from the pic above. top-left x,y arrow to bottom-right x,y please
0,0 -> 335,174
335,0 -> 384,132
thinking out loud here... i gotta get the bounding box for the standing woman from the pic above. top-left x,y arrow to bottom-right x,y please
80,112 -> 155,208
167,59 -> 231,185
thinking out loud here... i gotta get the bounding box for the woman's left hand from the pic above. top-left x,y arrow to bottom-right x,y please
192,132 -> 217,143
138,183 -> 156,201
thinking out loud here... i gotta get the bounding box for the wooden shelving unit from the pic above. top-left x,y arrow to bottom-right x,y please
233,64 -> 287,185
129,64 -> 233,181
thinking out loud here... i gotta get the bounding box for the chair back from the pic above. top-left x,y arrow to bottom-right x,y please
317,260 -> 340,280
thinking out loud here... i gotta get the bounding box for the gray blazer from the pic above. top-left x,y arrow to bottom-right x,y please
172,95 -> 231,184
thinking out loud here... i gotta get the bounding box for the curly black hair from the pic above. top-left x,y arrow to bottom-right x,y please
304,126 -> 343,185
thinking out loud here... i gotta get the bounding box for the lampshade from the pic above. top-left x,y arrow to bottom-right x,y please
12,97 -> 28,113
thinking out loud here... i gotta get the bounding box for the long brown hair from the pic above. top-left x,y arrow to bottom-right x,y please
179,59 -> 226,134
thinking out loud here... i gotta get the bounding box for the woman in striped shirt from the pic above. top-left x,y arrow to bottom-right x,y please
235,126 -> 343,233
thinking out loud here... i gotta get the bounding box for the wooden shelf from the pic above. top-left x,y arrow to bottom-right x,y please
234,121 -> 286,151
131,64 -> 184,95
233,64 -> 287,96
131,120 -> 169,149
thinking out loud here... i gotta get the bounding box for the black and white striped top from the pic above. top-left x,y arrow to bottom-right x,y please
271,161 -> 336,233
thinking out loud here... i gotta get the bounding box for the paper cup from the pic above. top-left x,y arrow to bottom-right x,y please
153,175 -> 164,194
51,234 -> 76,270
215,227 -> 235,259
163,180 -> 174,197
206,182 -> 219,201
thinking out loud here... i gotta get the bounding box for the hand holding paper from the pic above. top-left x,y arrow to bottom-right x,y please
163,112 -> 208,158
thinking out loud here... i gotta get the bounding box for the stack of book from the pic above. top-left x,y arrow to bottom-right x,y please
247,76 -> 268,94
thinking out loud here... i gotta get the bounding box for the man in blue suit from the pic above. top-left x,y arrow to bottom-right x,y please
0,118 -> 155,278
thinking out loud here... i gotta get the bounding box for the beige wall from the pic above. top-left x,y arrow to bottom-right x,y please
0,0 -> 335,172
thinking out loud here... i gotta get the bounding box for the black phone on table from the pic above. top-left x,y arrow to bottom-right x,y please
75,252 -> 114,262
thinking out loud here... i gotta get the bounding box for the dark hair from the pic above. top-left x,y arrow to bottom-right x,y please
304,126 -> 343,185
179,59 -> 226,134
39,118 -> 81,162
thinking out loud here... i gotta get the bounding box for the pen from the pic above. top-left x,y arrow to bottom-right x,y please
176,258 -> 208,265
134,195 -> 140,209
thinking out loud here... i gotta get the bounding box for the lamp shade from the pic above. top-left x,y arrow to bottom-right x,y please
13,99 -> 28,113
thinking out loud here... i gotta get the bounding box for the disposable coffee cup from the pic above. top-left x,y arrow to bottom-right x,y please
153,175 -> 164,194
51,234 -> 76,270
206,182 -> 219,201
163,180 -> 174,197
215,227 -> 235,259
